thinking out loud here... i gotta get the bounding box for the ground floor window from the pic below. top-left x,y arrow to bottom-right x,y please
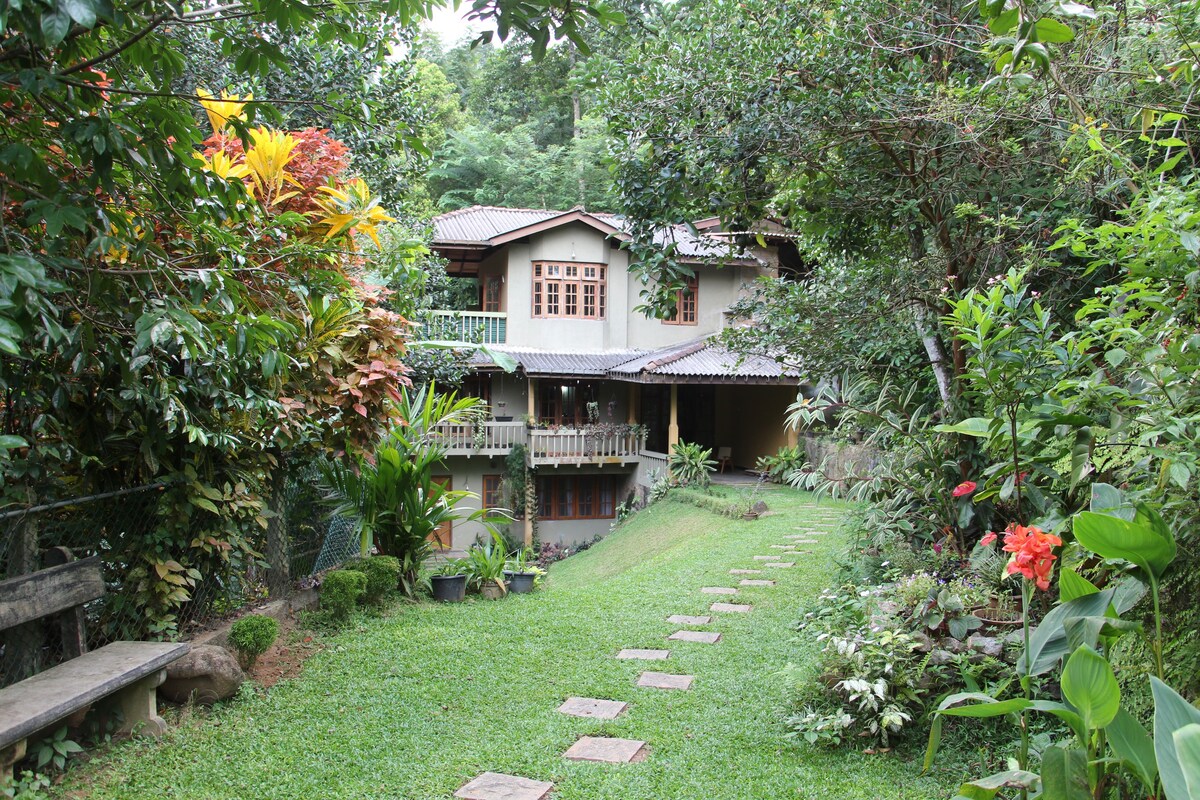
482,474 -> 503,510
535,475 -> 617,520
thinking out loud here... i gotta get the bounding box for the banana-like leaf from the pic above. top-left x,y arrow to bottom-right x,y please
1154,677 -> 1200,800
1106,707 -> 1158,790
1060,645 -> 1120,730
1040,745 -> 1092,799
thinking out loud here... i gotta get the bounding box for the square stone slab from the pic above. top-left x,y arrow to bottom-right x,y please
668,630 -> 721,644
455,772 -> 553,800
764,562 -> 795,568
710,602 -> 753,613
740,579 -> 775,587
701,587 -> 738,595
730,568 -> 761,574
667,614 -> 712,625
637,671 -> 694,690
563,736 -> 648,764
752,555 -> 781,561
792,539 -> 818,544
618,648 -> 670,660
557,697 -> 628,719
769,544 -> 797,550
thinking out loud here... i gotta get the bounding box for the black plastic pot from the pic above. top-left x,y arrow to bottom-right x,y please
504,571 -> 537,594
431,573 -> 467,602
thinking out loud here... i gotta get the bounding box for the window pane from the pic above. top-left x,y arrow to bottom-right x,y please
583,283 -> 596,317
546,282 -> 560,315
533,280 -> 542,316
557,479 -> 574,519
565,283 -> 578,316
599,479 -> 614,516
599,282 -> 606,319
547,264 -> 561,278
578,479 -> 594,517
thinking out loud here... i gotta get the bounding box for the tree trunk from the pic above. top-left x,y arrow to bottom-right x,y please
913,305 -> 954,414
3,488 -> 41,684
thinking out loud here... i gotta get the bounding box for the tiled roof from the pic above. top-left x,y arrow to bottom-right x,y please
608,337 -> 799,381
470,347 -> 648,377
471,338 -> 798,383
431,206 -> 752,261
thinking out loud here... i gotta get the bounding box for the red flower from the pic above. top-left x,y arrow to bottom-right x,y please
952,481 -> 977,498
979,531 -> 997,547
1002,524 -> 1062,591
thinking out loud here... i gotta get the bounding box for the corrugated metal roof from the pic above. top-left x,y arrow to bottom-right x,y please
468,339 -> 797,382
608,337 -> 799,381
431,206 -> 751,261
470,347 -> 648,377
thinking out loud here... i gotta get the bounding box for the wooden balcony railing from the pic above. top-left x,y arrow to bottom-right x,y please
426,310 -> 507,345
432,421 -> 527,456
528,427 -> 644,466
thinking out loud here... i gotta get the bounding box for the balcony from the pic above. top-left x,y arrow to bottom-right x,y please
426,310 -> 507,345
432,421 -> 527,456
528,427 -> 644,467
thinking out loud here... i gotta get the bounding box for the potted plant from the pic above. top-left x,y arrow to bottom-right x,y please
430,558 -> 468,602
465,530 -> 508,599
503,547 -> 542,594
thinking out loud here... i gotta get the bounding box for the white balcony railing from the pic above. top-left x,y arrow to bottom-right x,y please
528,428 -> 644,466
426,310 -> 507,345
432,421 -> 526,455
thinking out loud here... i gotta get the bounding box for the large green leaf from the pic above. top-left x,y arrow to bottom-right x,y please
1058,568 -> 1098,602
1020,589 -> 1115,676
952,770 -> 1039,800
1034,17 -> 1075,43
1061,645 -> 1120,730
1073,511 -> 1176,581
1089,483 -> 1133,520
1153,676 -> 1200,800
1040,745 -> 1092,799
1106,707 -> 1158,790
933,417 -> 994,437
937,693 -> 1032,718
1175,724 -> 1200,800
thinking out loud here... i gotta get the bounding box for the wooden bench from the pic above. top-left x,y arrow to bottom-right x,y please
0,554 -> 189,779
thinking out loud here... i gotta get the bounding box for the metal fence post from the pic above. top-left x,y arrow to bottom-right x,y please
265,467 -> 291,597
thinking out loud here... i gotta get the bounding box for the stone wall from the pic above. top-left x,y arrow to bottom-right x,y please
802,435 -> 883,487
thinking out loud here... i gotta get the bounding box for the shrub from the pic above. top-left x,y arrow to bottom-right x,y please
321,569 -> 366,622
228,614 -> 279,669
668,441 -> 716,488
343,555 -> 401,604
756,444 -> 806,483
674,487 -> 742,519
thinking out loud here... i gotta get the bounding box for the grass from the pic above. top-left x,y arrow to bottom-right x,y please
59,486 -> 958,799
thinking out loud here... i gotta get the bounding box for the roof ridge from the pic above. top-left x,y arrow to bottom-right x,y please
641,336 -> 714,371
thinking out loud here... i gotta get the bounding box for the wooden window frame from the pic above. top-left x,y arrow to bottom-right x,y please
482,474 -> 504,510
663,276 -> 698,326
535,475 -> 617,520
483,275 -> 503,313
531,261 -> 606,320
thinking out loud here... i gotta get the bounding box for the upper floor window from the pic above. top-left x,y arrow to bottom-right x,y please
663,276 -> 698,325
532,262 -> 606,319
483,275 -> 502,313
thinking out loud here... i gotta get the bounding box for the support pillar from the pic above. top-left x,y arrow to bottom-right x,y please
627,384 -> 639,425
527,377 -> 537,421
118,670 -> 168,738
668,384 -> 680,450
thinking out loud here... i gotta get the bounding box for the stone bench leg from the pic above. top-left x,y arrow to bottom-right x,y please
117,669 -> 168,738
1,739 -> 27,784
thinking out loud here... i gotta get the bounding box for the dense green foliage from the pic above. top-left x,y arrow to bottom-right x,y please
342,555 -> 402,605
227,615 -> 280,669
319,569 -> 367,623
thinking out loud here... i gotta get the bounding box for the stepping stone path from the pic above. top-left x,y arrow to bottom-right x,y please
764,561 -> 795,568
668,630 -> 721,644
791,539 -> 818,544
618,648 -> 670,660
557,697 -> 628,719
455,773 -> 553,800
710,602 -> 752,613
667,614 -> 712,625
563,737 -> 648,764
637,671 -> 694,690
752,555 -> 781,561
740,579 -> 775,587
730,568 -> 761,574
769,544 -> 797,550
701,586 -> 738,595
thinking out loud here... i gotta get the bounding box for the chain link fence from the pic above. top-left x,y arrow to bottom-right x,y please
0,471 -> 355,689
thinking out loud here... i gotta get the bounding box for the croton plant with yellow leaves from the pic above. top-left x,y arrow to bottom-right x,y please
195,88 -> 395,248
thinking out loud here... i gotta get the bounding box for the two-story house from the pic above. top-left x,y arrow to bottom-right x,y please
424,206 -> 800,551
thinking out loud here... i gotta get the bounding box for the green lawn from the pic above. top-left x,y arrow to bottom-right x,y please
61,487 -> 956,799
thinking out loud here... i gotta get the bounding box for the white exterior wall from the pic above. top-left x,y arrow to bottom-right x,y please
498,222 -> 752,351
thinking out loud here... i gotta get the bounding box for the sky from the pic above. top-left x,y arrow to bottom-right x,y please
422,5 -> 495,48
